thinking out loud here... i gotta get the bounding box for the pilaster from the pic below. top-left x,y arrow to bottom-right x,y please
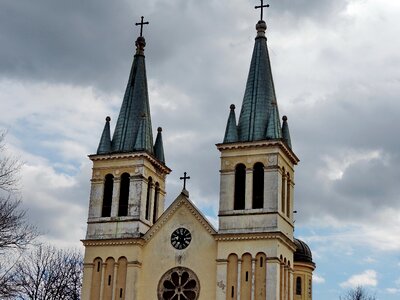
111,178 -> 120,217
125,261 -> 141,300
81,263 -> 93,300
266,258 -> 281,300
216,259 -> 228,300
245,168 -> 253,209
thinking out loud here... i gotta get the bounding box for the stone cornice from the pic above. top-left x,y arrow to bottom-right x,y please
81,238 -> 145,247
214,232 -> 296,251
216,140 -> 299,165
293,261 -> 316,271
89,152 -> 171,174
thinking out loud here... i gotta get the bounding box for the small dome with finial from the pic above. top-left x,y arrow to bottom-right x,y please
157,127 -> 162,132
106,116 -> 111,122
294,238 -> 314,264
230,104 -> 236,110
282,115 -> 288,122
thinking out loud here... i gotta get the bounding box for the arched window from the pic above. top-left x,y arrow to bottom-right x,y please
252,163 -> 264,209
153,182 -> 160,223
286,173 -> 291,218
145,177 -> 153,221
255,253 -> 266,298
227,254 -> 238,300
118,173 -> 130,216
296,276 -> 302,295
102,257 -> 115,299
91,258 -> 103,299
116,257 -> 127,299
102,174 -> 114,217
234,164 -> 246,210
281,168 -> 286,214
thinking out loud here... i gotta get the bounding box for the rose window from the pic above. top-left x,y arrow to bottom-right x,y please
157,267 -> 200,300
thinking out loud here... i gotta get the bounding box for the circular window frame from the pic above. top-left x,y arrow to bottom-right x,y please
157,267 -> 200,300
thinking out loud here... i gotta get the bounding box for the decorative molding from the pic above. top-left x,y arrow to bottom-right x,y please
214,232 -> 296,251
144,195 -> 217,242
89,152 -> 171,174
216,140 -> 299,165
81,238 -> 145,247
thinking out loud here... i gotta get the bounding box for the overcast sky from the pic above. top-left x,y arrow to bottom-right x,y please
1,0 -> 400,299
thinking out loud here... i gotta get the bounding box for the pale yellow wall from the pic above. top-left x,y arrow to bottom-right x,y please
138,202 -> 217,300
293,263 -> 315,300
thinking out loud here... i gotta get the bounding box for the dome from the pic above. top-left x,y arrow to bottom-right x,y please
294,238 -> 314,263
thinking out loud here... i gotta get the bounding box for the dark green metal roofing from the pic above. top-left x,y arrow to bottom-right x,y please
265,103 -> 282,140
97,116 -> 112,154
153,127 -> 165,163
111,36 -> 154,154
223,104 -> 239,143
133,113 -> 153,152
237,20 -> 282,142
281,116 -> 292,149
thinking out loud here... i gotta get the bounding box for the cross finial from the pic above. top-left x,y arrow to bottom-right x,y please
135,16 -> 149,37
180,172 -> 191,190
255,0 -> 270,21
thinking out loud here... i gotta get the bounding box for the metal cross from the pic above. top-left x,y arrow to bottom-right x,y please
180,172 -> 191,190
135,16 -> 149,37
255,0 -> 270,21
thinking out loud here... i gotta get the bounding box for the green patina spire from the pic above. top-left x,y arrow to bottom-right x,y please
281,116 -> 292,149
265,102 -> 282,140
237,20 -> 282,142
97,116 -> 112,154
133,113 -> 153,152
223,104 -> 239,143
111,34 -> 154,154
154,127 -> 165,163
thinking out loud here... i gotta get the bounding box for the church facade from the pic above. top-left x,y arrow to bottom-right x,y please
81,10 -> 315,300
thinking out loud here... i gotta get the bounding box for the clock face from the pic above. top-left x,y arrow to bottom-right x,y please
171,227 -> 192,250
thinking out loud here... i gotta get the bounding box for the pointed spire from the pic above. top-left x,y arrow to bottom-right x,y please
111,23 -> 154,154
97,116 -> 112,154
266,103 -> 282,139
154,127 -> 165,163
282,116 -> 292,149
133,113 -> 153,152
237,19 -> 282,142
223,104 -> 239,143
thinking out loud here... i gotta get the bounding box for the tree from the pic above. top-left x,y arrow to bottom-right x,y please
12,245 -> 83,300
340,286 -> 376,300
0,131 -> 38,299
0,131 -> 36,252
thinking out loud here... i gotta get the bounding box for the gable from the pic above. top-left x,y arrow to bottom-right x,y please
138,192 -> 218,299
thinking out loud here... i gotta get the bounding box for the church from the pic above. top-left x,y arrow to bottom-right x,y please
81,5 -> 315,300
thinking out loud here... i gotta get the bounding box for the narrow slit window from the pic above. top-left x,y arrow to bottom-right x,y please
108,275 -> 111,286
153,183 -> 160,223
120,288 -> 123,298
118,173 -> 130,216
252,163 -> 264,209
234,164 -> 246,210
296,277 -> 302,295
231,286 -> 234,298
260,257 -> 263,267
102,174 -> 114,217
245,271 -> 249,282
97,261 -> 100,272
286,173 -> 291,218
145,177 -> 153,220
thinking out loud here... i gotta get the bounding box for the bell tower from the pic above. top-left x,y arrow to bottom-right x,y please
217,18 -> 298,240
85,18 -> 171,240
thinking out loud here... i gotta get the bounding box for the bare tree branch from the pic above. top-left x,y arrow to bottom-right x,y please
0,131 -> 22,193
11,245 -> 83,299
0,197 -> 38,253
340,286 -> 376,300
